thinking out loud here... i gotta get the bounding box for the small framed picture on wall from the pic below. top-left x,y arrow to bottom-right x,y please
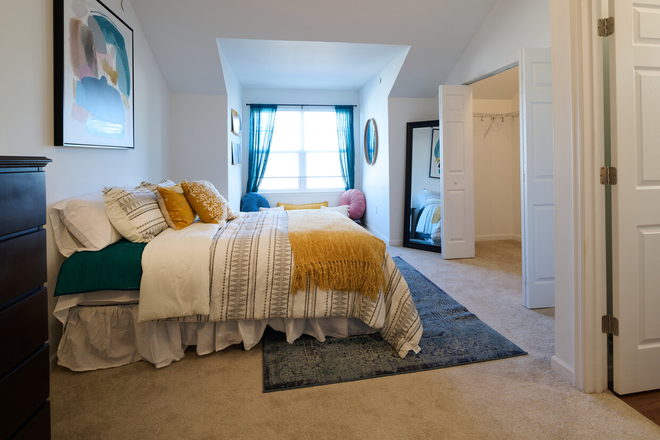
231,109 -> 241,136
231,142 -> 242,165
429,128 -> 441,179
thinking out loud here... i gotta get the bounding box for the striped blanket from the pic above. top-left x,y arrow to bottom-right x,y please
139,211 -> 422,358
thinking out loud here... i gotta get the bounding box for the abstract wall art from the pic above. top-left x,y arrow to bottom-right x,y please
55,0 -> 134,149
232,141 -> 242,165
231,109 -> 241,136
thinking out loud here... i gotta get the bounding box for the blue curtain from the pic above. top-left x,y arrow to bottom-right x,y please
335,105 -> 355,190
246,105 -> 278,193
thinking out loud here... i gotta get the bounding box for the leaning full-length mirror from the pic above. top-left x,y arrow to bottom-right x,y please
403,120 -> 442,253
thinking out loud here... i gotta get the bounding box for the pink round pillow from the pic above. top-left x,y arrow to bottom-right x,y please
339,189 -> 366,220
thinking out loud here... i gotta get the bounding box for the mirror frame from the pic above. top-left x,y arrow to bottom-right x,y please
403,119 -> 442,253
364,118 -> 378,165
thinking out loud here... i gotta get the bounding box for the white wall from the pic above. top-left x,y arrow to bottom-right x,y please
445,0 -> 551,85
241,89 -> 360,208
0,0 -> 170,363
218,45 -> 243,210
388,97 -> 438,246
511,92 -> 522,239
358,50 -> 409,243
473,99 -> 521,241
169,94 -> 229,191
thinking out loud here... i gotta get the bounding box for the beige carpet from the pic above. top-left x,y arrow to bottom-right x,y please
50,241 -> 660,439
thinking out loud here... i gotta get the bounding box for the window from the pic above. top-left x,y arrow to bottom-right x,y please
259,107 -> 345,191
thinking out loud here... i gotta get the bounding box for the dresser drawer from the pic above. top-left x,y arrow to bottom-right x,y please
0,171 -> 46,237
0,229 -> 47,307
0,288 -> 48,379
0,345 -> 50,440
11,401 -> 51,440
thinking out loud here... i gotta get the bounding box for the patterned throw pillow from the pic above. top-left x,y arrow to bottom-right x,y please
320,205 -> 350,217
156,185 -> 196,230
276,201 -> 329,210
103,187 -> 169,243
180,180 -> 238,224
138,179 -> 176,194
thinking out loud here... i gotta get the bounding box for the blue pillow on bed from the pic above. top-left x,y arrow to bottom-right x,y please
241,192 -> 270,212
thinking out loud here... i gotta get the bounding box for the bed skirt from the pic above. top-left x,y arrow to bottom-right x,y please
57,305 -> 377,371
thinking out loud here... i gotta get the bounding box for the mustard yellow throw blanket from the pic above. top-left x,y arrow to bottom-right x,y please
431,205 -> 442,224
288,210 -> 386,300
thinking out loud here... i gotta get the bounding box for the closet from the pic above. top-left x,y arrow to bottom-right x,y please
471,66 -> 521,243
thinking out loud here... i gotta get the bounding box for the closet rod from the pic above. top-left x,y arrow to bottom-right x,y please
246,103 -> 357,108
473,111 -> 519,118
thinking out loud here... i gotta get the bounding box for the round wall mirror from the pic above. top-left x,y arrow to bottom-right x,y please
364,118 -> 378,165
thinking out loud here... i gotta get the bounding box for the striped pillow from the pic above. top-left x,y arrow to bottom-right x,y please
103,187 -> 169,243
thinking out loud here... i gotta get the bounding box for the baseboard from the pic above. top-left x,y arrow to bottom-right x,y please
512,234 -> 522,242
388,239 -> 403,247
551,355 -> 575,385
50,353 -> 58,372
475,234 -> 515,242
363,222 -> 389,246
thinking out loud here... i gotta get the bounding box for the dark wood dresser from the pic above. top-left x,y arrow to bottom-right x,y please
0,156 -> 52,440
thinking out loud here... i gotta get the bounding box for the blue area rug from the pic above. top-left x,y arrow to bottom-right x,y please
262,256 -> 526,392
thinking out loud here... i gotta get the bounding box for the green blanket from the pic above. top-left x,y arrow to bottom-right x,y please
54,239 -> 146,296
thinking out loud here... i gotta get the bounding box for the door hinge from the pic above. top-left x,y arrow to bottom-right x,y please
602,315 -> 619,336
598,17 -> 614,37
600,166 -> 617,185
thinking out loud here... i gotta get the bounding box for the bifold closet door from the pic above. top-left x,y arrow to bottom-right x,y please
520,47 -> 555,309
438,85 -> 475,260
609,0 -> 660,395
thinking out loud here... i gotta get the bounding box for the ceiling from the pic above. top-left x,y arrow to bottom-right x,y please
131,0 -> 499,98
217,39 -> 409,91
471,66 -> 519,100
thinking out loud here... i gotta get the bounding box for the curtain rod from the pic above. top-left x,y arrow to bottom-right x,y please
246,103 -> 357,108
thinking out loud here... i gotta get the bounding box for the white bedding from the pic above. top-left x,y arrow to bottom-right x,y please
137,211 -> 422,358
57,304 -> 377,371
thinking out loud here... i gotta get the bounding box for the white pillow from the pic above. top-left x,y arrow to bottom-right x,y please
49,193 -> 123,257
103,187 -> 169,243
424,189 -> 442,205
320,205 -> 350,217
259,206 -> 285,212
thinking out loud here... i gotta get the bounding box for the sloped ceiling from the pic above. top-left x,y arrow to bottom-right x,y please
131,0 -> 498,98
471,66 -> 519,100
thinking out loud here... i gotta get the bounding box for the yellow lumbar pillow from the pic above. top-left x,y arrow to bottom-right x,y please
276,201 -> 329,210
181,180 -> 238,224
156,185 -> 196,230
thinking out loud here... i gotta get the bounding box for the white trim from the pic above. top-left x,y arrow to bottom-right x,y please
363,222 -> 389,246
475,234 -> 517,242
50,352 -> 58,372
551,0 -> 609,393
388,239 -> 403,247
512,234 -> 521,242
551,355 -> 576,384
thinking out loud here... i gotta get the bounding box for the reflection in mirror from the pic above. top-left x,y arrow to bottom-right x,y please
403,120 -> 442,253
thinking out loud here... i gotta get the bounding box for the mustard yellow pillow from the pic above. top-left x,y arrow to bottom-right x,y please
276,201 -> 329,210
181,180 -> 238,224
156,185 -> 196,230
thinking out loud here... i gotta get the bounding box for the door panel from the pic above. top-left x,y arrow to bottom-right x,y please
611,0 -> 660,394
521,48 -> 555,309
439,86 -> 475,260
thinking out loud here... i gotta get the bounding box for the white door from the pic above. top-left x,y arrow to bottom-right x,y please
439,85 -> 475,260
610,0 -> 660,395
520,48 -> 555,309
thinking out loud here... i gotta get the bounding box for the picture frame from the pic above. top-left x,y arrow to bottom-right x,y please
54,0 -> 135,149
429,128 -> 441,179
231,109 -> 241,136
231,141 -> 242,165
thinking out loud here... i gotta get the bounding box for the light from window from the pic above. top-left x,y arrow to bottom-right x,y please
260,108 -> 344,191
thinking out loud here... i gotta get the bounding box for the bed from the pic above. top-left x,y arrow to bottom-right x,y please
51,187 -> 423,371
413,189 -> 442,245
